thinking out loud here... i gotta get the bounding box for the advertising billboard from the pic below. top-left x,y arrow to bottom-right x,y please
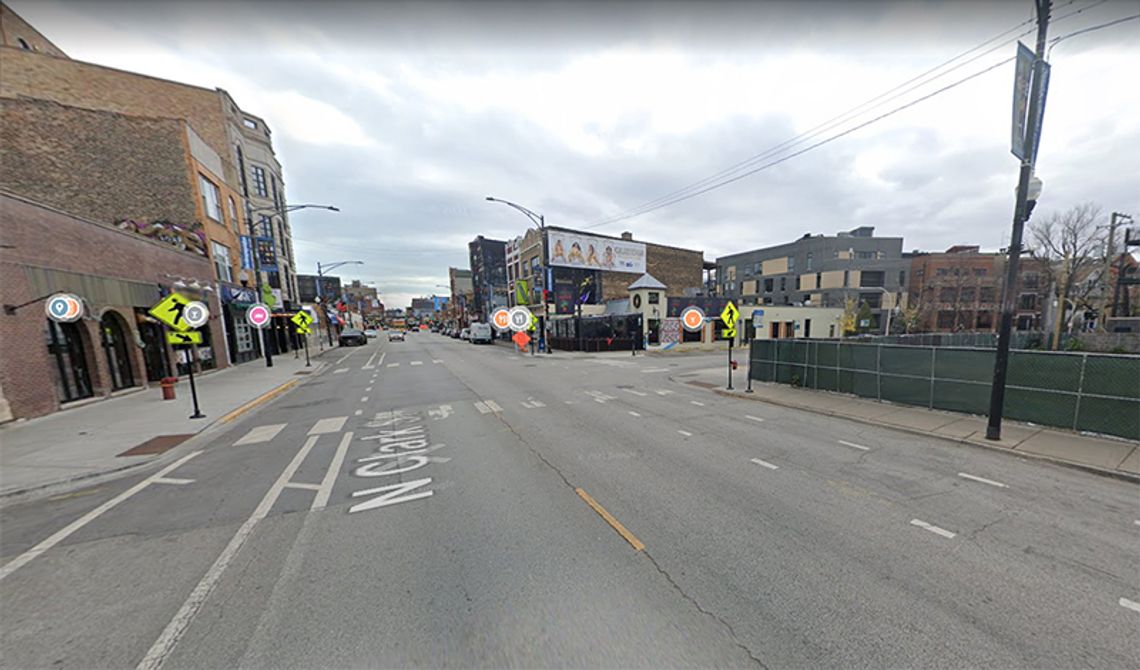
547,231 -> 645,274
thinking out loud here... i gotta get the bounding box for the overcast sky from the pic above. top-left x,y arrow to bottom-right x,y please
13,0 -> 1140,309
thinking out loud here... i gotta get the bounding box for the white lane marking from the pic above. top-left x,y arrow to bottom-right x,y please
910,519 -> 956,539
641,368 -> 669,373
432,359 -> 443,364
521,399 -> 547,408
360,396 -> 369,403
1134,520 -> 1140,526
564,400 -> 576,405
335,350 -> 356,365
428,405 -> 453,420
957,472 -> 1008,488
691,400 -> 705,406
595,399 -> 606,404
387,363 -> 399,368
1120,597 -> 1140,613
838,440 -> 870,451
284,482 -> 321,492
745,415 -> 766,423
655,389 -> 673,396
485,400 -> 503,413
137,436 -> 321,670
333,368 -> 349,374
678,430 -> 693,437
362,350 -> 381,369
0,450 -> 202,582
312,431 -> 353,511
623,389 -> 648,397
628,411 -> 641,417
750,458 -> 779,470
354,409 -> 363,416
308,416 -> 348,435
233,423 -> 287,446
153,477 -> 195,486
474,401 -> 491,414
410,361 -> 423,366
365,386 -> 373,392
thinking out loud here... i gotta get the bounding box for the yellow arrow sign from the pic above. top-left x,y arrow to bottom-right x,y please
291,311 -> 314,328
166,330 -> 202,345
149,292 -> 194,331
720,301 -> 740,328
722,328 -> 737,339
296,325 -> 312,335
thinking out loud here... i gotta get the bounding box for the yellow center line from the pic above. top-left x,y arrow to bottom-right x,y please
219,380 -> 299,424
575,487 -> 645,552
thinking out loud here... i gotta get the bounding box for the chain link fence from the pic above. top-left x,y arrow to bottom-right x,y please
749,340 -> 1140,441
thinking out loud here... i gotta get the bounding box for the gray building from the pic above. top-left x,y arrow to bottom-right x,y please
468,236 -> 508,321
296,274 -> 342,304
716,226 -> 910,332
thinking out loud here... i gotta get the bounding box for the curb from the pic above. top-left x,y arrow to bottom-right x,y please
0,366 -> 319,504
706,385 -> 1140,485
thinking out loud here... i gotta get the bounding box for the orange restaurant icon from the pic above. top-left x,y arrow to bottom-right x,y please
492,308 -> 511,331
681,306 -> 706,332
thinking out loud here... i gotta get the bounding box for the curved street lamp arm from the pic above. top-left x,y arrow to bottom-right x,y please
318,260 -> 364,273
485,196 -> 543,228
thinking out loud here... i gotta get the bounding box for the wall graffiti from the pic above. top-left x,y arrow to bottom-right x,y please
115,219 -> 208,257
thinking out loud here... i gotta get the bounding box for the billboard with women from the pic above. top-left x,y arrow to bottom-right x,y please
546,231 -> 646,274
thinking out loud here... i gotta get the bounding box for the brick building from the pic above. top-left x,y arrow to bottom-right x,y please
0,4 -> 298,355
908,246 -> 1048,332
0,192 -> 226,421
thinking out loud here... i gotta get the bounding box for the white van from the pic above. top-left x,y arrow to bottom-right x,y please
469,322 -> 493,344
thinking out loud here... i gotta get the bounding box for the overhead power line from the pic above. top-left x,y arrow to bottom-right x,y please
584,0 -> 1113,229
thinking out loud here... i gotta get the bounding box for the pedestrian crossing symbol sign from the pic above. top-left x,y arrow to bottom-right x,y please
291,311 -> 314,328
296,325 -> 312,335
149,292 -> 195,331
720,301 -> 739,328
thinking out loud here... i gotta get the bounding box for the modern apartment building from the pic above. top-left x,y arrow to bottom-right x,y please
468,236 -> 508,321
716,226 -> 909,332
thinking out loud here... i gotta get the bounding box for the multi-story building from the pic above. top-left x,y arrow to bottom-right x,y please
296,274 -> 342,304
909,246 -> 1049,332
448,267 -> 474,325
468,236 -> 508,321
342,280 -> 380,316
716,226 -> 910,333
0,3 -> 298,359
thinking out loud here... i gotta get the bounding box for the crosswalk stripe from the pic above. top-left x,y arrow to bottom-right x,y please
233,423 -> 286,446
474,401 -> 491,414
387,363 -> 399,368
485,400 -> 503,413
308,416 -> 348,435
410,361 -> 423,366
432,359 -> 443,364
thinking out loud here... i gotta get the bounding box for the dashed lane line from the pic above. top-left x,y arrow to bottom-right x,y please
387,363 -> 400,368
410,361 -> 423,366
678,430 -> 693,437
750,458 -> 779,470
365,386 -> 373,392
1120,598 -> 1140,614
361,396 -> 369,403
623,389 -> 648,397
838,440 -> 870,451
354,409 -> 363,416
153,477 -> 195,486
628,411 -> 641,417
691,400 -> 705,406
0,450 -> 203,582
957,472 -> 1008,488
745,415 -> 765,423
910,519 -> 956,539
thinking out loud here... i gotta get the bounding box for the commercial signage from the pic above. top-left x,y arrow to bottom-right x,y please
255,236 -> 277,269
491,308 -> 511,331
246,303 -> 272,328
1011,42 -> 1033,161
680,306 -> 706,332
45,293 -> 84,323
508,306 -> 533,332
547,230 -> 646,273
239,235 -> 256,270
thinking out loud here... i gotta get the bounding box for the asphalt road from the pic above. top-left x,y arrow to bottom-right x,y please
2,331 -> 1138,669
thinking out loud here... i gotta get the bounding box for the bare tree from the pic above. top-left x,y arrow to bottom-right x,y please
1028,202 -> 1105,348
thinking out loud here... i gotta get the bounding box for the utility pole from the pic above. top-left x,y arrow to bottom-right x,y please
237,145 -> 272,368
987,0 -> 1051,441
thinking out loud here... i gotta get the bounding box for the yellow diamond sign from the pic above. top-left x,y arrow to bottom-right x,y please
291,311 -> 314,328
149,292 -> 194,331
720,301 -> 740,328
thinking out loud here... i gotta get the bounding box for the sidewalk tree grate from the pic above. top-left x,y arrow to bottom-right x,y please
117,434 -> 194,457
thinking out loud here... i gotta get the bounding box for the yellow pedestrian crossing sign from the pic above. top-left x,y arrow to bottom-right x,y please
296,325 -> 312,335
291,311 -> 314,328
149,292 -> 195,331
720,301 -> 740,328
166,330 -> 202,345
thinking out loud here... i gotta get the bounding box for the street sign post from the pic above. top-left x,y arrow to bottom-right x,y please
721,301 -> 740,390
291,310 -> 315,367
246,302 -> 272,368
168,335 -> 205,419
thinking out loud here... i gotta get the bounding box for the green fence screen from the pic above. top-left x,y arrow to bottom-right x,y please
749,340 -> 1140,441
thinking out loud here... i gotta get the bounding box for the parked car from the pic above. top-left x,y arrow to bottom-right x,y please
460,328 -> 471,341
469,322 -> 493,344
364,329 -> 378,338
450,328 -> 461,339
339,328 -> 367,346
388,330 -> 405,342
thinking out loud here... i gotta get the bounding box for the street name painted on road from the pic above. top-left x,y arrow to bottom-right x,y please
349,410 -> 445,514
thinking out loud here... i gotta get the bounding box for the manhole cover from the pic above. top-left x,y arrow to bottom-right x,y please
118,434 -> 193,457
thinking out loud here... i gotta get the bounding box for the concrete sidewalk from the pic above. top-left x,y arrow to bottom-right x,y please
675,365 -> 1140,481
0,350 -> 332,499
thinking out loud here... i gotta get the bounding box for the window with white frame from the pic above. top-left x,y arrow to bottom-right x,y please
211,241 -> 233,282
228,197 -> 239,229
199,174 -> 223,221
251,165 -> 268,197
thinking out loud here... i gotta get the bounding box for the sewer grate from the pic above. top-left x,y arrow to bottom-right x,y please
118,434 -> 194,457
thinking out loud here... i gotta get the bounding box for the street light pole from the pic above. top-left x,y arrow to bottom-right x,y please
987,0 -> 1051,441
315,260 -> 363,347
486,196 -> 553,354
